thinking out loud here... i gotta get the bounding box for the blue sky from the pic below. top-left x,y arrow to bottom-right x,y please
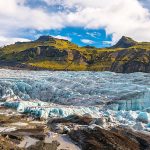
0,0 -> 150,47
31,27 -> 112,47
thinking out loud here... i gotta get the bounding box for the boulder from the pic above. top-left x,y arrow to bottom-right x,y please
95,117 -> 107,127
53,124 -> 64,134
64,126 -> 71,133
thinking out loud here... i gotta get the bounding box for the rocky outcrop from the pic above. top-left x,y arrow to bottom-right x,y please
0,136 -> 22,150
36,35 -> 56,43
112,36 -> 137,48
69,127 -> 150,150
110,49 -> 150,73
16,46 -> 68,62
27,141 -> 60,150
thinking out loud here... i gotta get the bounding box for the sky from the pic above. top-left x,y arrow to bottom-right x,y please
0,0 -> 150,48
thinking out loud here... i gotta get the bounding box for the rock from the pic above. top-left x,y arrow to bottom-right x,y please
136,112 -> 150,123
95,117 -> 107,127
1,35 -> 150,73
112,36 -> 137,48
0,135 -> 22,150
53,124 -> 64,134
88,124 -> 102,130
82,113 -> 93,124
36,35 -> 55,42
69,127 -> 150,150
27,140 -> 60,150
64,126 -> 71,133
49,114 -> 93,125
108,115 -> 115,122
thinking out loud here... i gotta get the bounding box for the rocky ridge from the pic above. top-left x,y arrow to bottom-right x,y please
0,36 -> 150,73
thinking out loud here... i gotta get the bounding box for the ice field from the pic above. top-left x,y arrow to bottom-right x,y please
0,69 -> 150,131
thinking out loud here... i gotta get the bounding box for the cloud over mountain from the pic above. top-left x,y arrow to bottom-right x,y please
43,0 -> 150,43
0,0 -> 150,45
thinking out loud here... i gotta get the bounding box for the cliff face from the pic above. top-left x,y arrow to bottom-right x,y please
107,49 -> 150,73
110,50 -> 150,73
0,36 -> 150,73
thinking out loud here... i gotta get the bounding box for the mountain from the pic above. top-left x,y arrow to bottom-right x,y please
112,36 -> 137,48
0,35 -> 150,73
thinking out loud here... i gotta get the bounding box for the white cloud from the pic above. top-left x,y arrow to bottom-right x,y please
81,39 -> 94,44
52,35 -> 72,41
72,33 -> 82,37
86,32 -> 101,38
102,41 -> 112,45
0,0 -> 150,46
0,36 -> 30,47
0,0 -> 64,31
43,0 -> 150,43
0,0 -> 65,46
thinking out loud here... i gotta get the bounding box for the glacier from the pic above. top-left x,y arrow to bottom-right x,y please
0,69 -> 150,131
0,69 -> 149,109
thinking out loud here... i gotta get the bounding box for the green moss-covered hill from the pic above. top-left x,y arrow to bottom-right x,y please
0,35 -> 150,73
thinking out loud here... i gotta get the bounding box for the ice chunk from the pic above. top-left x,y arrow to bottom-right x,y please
133,122 -> 145,131
147,123 -> 150,128
136,112 -> 150,123
40,109 -> 49,119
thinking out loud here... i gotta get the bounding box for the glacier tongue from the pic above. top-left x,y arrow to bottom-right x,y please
0,69 -> 149,111
0,69 -> 150,132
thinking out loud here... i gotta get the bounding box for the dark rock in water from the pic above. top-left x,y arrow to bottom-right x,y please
69,127 -> 150,150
